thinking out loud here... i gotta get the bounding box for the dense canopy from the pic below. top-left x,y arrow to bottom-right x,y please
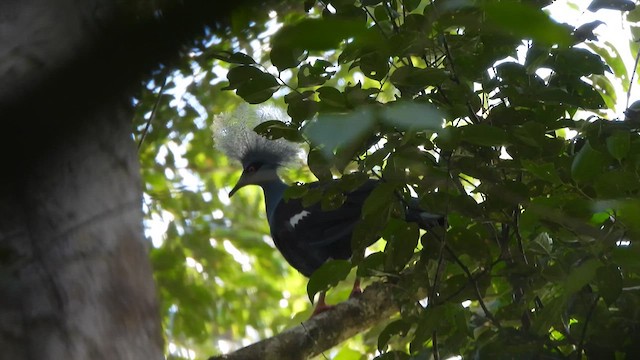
134,0 -> 640,358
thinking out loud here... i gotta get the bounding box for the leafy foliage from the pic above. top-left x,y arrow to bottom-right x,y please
135,0 -> 640,358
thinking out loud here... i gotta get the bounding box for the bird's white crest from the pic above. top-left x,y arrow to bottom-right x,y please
212,104 -> 300,167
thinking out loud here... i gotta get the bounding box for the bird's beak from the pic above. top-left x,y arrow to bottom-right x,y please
228,172 -> 249,197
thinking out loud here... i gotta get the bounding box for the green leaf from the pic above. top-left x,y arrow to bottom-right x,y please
223,66 -> 280,104
411,307 -> 440,352
253,120 -> 301,142
345,83 -> 379,107
297,61 -> 335,87
307,259 -> 352,303
531,296 -> 566,336
209,51 -> 256,65
524,44 -> 551,73
459,124 -> 508,146
383,219 -> 420,272
304,108 -> 375,159
614,199 -> 640,234
483,3 -> 572,46
529,233 -> 553,256
285,91 -> 317,123
272,18 -> 367,51
271,45 -> 306,72
351,184 -> 396,255
564,258 -> 601,295
390,66 -> 449,96
595,265 -> 623,305
378,319 -> 411,351
587,42 -> 630,91
588,0 -> 636,12
594,169 -> 640,198
337,172 -> 370,192
321,186 -> 347,211
571,140 -> 606,183
359,52 -> 389,81
405,0 -> 421,12
361,183 -> 395,217
283,183 -> 309,200
352,219 -> 387,261
333,347 -> 364,360
307,148 -> 333,181
573,20 -> 605,42
591,74 -> 618,110
411,304 -> 462,352
552,48 -> 607,76
606,130 -> 630,160
356,251 -> 385,277
380,101 -> 444,131
522,160 -> 563,184
301,186 -> 324,207
317,86 -> 347,110
374,351 -> 409,360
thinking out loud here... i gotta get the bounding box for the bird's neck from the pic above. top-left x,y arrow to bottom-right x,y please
260,178 -> 288,224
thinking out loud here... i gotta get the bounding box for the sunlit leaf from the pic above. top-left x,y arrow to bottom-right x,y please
272,18 -> 367,51
483,2 -> 573,46
380,101 -> 444,131
304,107 -> 375,159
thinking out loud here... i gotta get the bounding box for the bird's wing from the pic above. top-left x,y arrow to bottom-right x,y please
269,180 -> 378,276
289,179 -> 378,247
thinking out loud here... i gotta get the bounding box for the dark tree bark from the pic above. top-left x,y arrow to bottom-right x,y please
0,1 -> 167,357
0,0 -> 254,358
0,96 -> 164,359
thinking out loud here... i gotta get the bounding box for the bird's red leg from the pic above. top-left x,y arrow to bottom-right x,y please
349,277 -> 362,298
311,291 -> 334,316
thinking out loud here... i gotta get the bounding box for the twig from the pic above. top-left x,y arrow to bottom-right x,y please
575,295 -> 600,360
444,246 -> 501,328
626,42 -> 640,109
137,76 -> 168,151
432,330 -> 440,360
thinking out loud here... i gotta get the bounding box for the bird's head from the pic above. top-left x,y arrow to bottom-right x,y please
213,105 -> 300,197
229,160 -> 280,197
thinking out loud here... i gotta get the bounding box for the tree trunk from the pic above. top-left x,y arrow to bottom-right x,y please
0,96 -> 164,359
0,0 -> 256,357
0,1 -> 165,358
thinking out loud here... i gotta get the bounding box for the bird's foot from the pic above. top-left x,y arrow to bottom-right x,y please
310,291 -> 334,317
349,279 -> 362,298
311,303 -> 335,317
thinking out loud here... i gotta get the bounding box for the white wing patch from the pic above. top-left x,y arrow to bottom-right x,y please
289,210 -> 311,228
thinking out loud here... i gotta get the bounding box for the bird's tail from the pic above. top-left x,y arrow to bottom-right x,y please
405,199 -> 446,230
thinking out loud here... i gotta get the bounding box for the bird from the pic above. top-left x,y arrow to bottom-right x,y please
213,104 -> 444,315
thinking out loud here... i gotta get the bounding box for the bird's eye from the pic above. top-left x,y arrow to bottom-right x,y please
246,165 -> 256,172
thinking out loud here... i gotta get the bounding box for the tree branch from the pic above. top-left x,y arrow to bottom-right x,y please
209,282 -> 398,360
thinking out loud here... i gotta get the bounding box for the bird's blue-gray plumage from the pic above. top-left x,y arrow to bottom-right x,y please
269,179 -> 377,276
269,179 -> 443,276
214,105 -> 443,278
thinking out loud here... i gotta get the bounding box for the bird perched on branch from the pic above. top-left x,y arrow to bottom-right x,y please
213,104 -> 443,315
